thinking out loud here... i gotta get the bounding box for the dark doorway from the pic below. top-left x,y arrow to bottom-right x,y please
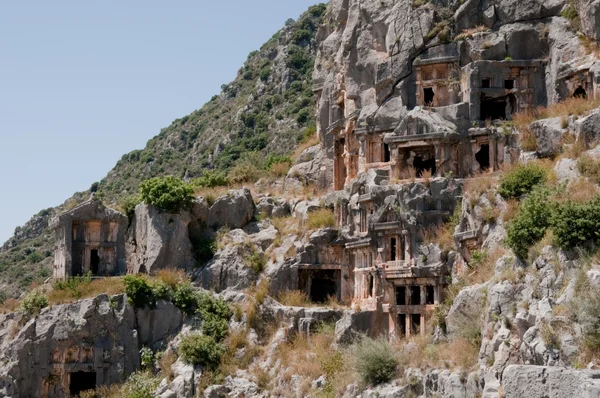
504,79 -> 514,89
383,144 -> 391,162
390,238 -> 397,261
481,79 -> 491,88
368,274 -> 374,298
411,314 -> 421,335
396,286 -> 406,305
424,88 -> 435,106
72,248 -> 83,276
480,96 -> 506,120
398,314 -> 407,337
414,155 -> 436,177
90,250 -> 100,275
475,144 -> 490,171
70,371 -> 96,396
410,286 -> 421,305
574,86 -> 587,99
309,270 -> 339,303
426,286 -> 435,305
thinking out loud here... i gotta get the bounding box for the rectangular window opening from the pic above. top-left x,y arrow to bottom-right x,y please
410,286 -> 421,305
426,286 -> 435,305
481,78 -> 491,88
396,286 -> 406,305
504,79 -> 514,89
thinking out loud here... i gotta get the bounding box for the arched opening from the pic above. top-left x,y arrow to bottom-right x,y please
475,144 -> 490,171
574,86 -> 587,99
424,88 -> 435,106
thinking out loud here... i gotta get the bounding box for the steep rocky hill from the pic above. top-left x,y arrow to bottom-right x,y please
5,0 -> 600,397
0,4 -> 327,298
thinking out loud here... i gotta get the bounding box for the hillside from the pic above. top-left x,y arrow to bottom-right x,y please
0,4 -> 327,299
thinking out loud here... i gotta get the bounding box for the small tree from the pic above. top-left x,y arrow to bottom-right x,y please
498,163 -> 547,199
139,176 -> 194,213
506,186 -> 552,258
179,334 -> 224,370
22,291 -> 49,315
352,337 -> 398,386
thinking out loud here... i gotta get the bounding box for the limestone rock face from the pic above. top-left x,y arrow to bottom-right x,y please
0,294 -> 183,398
502,365 -> 600,398
446,284 -> 487,338
285,145 -> 333,191
206,188 -> 255,230
126,203 -> 196,274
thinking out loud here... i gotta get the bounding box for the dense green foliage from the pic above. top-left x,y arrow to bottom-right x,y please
552,198 -> 600,249
179,333 -> 225,370
498,163 -> 547,199
124,275 -> 158,308
352,337 -> 398,385
506,187 -> 553,258
139,176 -> 194,213
21,291 -> 49,315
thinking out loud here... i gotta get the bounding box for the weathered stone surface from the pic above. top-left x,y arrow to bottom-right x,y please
446,284 -> 487,337
206,188 -> 255,230
502,365 -> 600,398
0,294 -> 183,398
530,117 -> 567,157
126,203 -> 195,274
197,244 -> 258,293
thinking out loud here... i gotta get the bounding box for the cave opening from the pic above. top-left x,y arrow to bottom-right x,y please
69,371 -> 96,397
424,88 -> 435,106
574,86 -> 587,99
476,144 -> 490,171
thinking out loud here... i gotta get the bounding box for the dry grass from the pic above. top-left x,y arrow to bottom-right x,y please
306,208 -> 336,229
565,178 -> 600,203
277,290 -> 312,307
562,133 -> 587,158
398,167 -> 418,182
455,25 -> 490,41
423,222 -> 456,251
514,97 -> 600,151
502,199 -> 520,223
464,176 -> 497,207
155,268 -> 187,288
271,215 -> 301,235
464,248 -> 504,286
292,132 -> 320,162
47,278 -> 125,306
0,298 -> 20,314
158,350 -> 177,381
397,334 -> 480,372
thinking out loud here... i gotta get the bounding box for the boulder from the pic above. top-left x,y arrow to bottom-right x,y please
530,117 -> 566,157
206,188 -> 255,230
446,284 -> 487,338
502,365 -> 600,397
126,203 -> 195,274
197,244 -> 259,293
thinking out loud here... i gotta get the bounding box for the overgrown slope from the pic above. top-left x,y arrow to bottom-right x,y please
0,4 -> 327,299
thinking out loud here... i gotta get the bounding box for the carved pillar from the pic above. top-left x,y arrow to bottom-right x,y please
358,135 -> 367,174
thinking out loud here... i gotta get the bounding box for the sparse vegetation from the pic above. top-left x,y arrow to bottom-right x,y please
306,208 -> 336,229
21,291 -> 48,315
352,337 -> 399,386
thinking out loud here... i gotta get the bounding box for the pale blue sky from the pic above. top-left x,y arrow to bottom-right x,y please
0,1 -> 319,243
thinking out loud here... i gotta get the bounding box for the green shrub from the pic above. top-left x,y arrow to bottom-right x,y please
352,337 -> 398,385
551,197 -> 600,249
124,275 -> 156,309
139,347 -> 155,370
179,334 -> 224,370
201,312 -> 230,342
498,163 -> 547,199
54,272 -> 92,298
139,176 -> 194,213
123,371 -> 160,398
151,280 -> 173,302
244,251 -> 266,274
22,291 -> 49,315
191,170 -> 229,189
121,194 -> 142,218
227,153 -> 265,184
26,252 -> 43,264
506,187 -> 552,258
197,293 -> 233,321
172,282 -> 199,315
265,154 -> 292,170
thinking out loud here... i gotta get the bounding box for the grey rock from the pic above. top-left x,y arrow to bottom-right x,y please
206,188 -> 255,230
502,365 -> 600,398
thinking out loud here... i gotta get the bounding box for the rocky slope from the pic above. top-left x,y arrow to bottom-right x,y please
4,0 -> 600,397
0,4 -> 327,298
